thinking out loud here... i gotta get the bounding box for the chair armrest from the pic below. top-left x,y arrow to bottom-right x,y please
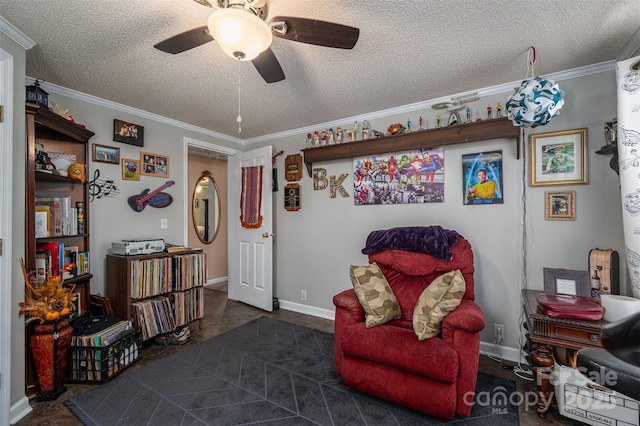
333,289 -> 364,323
442,299 -> 485,335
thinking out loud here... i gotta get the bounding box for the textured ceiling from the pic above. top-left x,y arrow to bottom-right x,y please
2,0 -> 640,141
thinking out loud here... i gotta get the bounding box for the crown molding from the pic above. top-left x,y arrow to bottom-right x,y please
25,77 -> 242,146
243,61 -> 616,145
28,60 -> 616,148
0,16 -> 35,50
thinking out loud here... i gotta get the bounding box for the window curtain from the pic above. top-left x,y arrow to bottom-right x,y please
616,55 -> 640,299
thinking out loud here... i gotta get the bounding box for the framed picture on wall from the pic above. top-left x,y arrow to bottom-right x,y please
141,151 -> 170,177
545,190 -> 576,220
530,128 -> 588,186
93,144 -> 120,164
122,158 -> 140,181
113,119 -> 144,147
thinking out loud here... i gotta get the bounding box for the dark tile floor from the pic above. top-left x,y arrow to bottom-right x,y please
16,284 -> 581,425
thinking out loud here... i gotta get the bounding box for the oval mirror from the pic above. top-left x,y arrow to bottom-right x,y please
192,170 -> 220,244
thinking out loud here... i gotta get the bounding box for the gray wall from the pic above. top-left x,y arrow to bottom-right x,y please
7,48 -> 625,417
256,69 -> 625,354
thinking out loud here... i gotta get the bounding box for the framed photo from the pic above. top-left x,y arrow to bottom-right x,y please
543,267 -> 590,297
122,158 -> 140,181
462,150 -> 503,205
530,128 -> 588,186
113,119 -> 144,147
545,190 -> 576,220
92,144 -> 120,164
140,151 -> 170,177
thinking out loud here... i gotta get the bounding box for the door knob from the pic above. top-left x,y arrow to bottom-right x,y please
262,232 -> 273,238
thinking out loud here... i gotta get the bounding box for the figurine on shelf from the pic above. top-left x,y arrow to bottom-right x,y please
435,113 -> 442,128
328,128 -> 335,145
372,129 -> 385,138
320,130 -> 328,146
336,127 -> 343,144
465,107 -> 472,123
406,120 -> 412,132
496,102 -> 503,117
487,105 -> 493,119
345,121 -> 358,142
362,120 -> 371,140
306,133 -> 313,147
418,116 -> 425,130
313,130 -> 320,147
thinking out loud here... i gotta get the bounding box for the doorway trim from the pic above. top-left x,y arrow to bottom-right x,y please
182,137 -> 240,245
0,47 -> 14,426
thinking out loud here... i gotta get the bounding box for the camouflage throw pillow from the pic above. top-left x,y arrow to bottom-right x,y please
413,269 -> 466,341
349,264 -> 401,328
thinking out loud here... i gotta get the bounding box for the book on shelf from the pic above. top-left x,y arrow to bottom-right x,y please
36,192 -> 71,236
36,241 -> 61,276
35,250 -> 49,284
164,243 -> 187,253
63,246 -> 79,278
34,205 -> 50,238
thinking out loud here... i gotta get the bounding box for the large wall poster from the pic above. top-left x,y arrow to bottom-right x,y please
462,150 -> 504,205
353,148 -> 444,205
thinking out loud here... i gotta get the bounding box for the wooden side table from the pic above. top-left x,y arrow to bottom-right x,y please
521,289 -> 607,417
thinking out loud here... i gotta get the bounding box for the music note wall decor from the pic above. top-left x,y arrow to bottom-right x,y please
88,169 -> 120,202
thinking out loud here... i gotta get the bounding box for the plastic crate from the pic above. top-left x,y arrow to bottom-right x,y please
65,327 -> 142,383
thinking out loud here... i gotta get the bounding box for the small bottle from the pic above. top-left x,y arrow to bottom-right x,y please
591,269 -> 601,304
76,201 -> 84,234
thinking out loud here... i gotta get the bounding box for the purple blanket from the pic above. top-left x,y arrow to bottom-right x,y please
361,226 -> 461,260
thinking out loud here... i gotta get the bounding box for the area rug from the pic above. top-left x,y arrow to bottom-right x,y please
65,317 -> 519,425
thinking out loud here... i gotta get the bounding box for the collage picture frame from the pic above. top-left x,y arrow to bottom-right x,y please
141,151 -> 170,177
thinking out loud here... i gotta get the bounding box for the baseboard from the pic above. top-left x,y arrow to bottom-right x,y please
205,276 -> 228,286
10,396 -> 31,425
278,300 -> 335,321
480,341 -> 527,365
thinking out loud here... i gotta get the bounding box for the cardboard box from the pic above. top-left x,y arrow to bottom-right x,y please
553,362 -> 639,426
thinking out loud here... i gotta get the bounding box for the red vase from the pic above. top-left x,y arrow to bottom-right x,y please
30,316 -> 72,400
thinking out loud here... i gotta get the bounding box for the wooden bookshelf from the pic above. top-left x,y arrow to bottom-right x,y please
105,249 -> 206,340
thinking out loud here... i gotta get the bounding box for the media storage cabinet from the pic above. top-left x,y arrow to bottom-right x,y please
105,249 -> 206,340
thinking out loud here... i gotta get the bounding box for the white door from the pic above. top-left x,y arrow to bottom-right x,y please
227,146 -> 273,311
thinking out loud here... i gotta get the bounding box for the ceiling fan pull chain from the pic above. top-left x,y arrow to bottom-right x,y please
237,59 -> 242,134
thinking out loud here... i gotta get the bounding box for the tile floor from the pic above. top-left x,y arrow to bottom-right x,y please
15,284 -> 581,425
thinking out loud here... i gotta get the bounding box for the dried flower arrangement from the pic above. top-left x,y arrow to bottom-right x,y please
18,258 -> 77,324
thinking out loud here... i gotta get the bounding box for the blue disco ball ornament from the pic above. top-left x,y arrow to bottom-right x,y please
506,77 -> 564,128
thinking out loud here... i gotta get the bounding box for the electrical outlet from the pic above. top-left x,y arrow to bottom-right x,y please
301,290 -> 307,301
494,324 -> 505,342
161,218 -> 168,229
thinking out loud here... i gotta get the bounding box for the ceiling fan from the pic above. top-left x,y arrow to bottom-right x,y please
154,0 -> 360,83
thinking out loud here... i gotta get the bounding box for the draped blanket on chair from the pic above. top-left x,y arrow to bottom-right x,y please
240,165 -> 263,228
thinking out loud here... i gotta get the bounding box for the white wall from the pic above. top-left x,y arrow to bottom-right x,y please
255,69 -> 625,353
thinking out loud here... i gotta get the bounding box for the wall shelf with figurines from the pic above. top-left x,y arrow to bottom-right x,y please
301,116 -> 521,177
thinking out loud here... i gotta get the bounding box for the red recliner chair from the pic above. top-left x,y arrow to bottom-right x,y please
333,227 -> 485,419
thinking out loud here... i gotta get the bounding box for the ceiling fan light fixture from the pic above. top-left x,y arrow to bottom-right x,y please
207,7 -> 272,61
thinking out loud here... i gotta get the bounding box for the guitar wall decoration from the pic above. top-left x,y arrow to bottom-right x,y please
128,180 -> 175,212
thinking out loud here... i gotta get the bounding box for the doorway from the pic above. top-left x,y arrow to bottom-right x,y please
183,137 -> 238,288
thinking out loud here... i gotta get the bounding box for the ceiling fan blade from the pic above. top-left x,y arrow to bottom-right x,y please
153,26 -> 213,54
252,48 -> 285,83
270,16 -> 359,49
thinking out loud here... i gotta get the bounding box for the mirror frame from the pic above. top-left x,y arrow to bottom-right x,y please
192,170 -> 221,244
